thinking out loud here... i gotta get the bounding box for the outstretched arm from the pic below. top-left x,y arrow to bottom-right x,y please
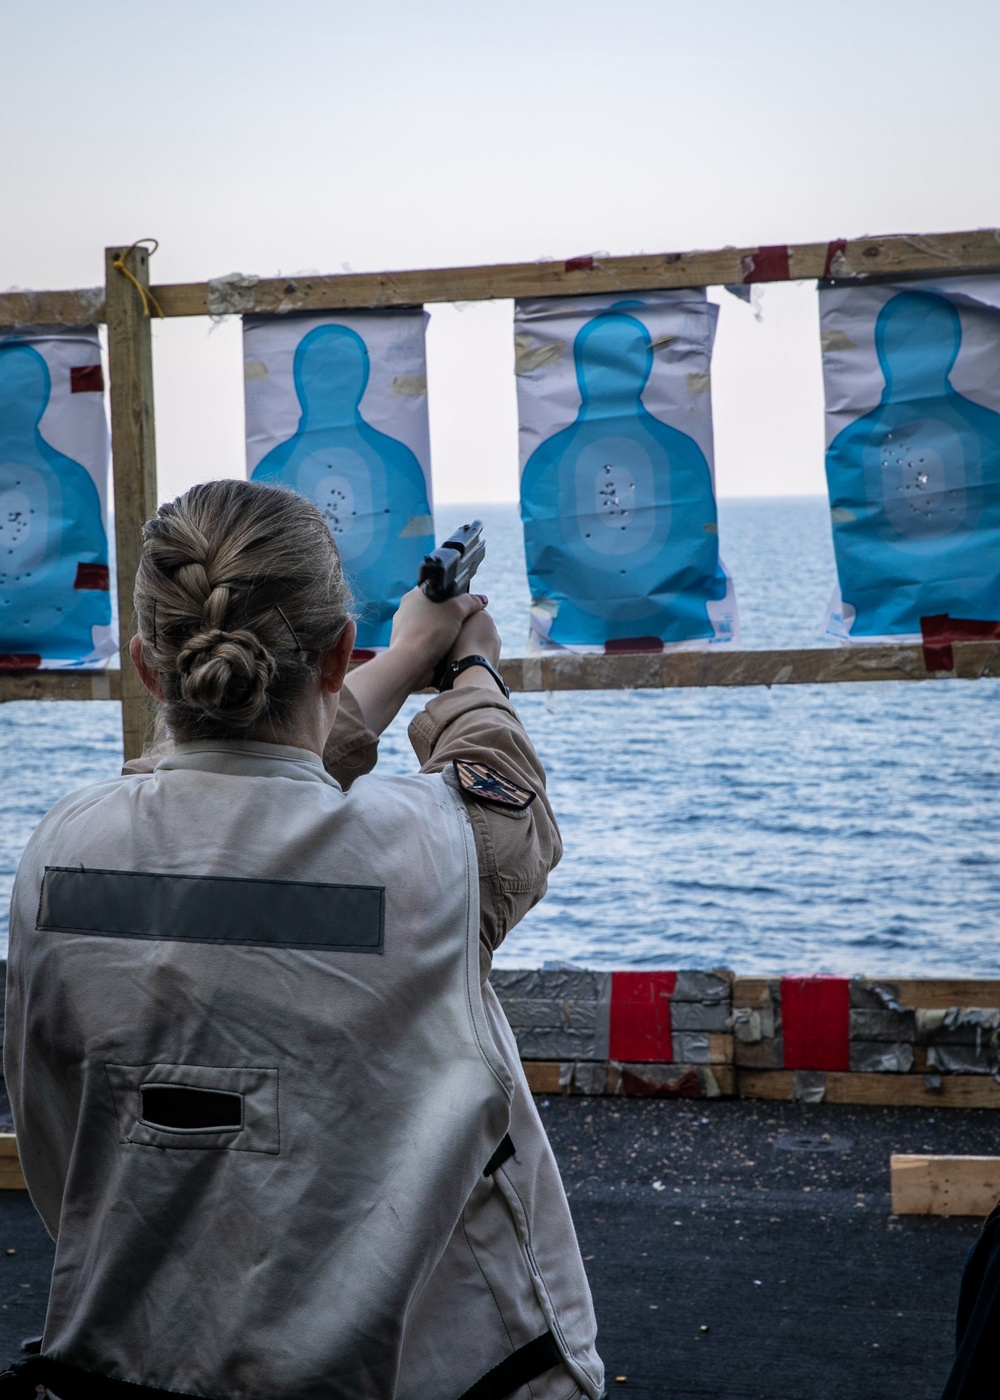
322,587 -> 488,788
407,606 -> 562,977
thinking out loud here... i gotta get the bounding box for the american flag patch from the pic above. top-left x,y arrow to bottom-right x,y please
453,760 -> 536,811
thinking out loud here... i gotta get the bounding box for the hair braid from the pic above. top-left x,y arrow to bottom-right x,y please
134,480 -> 353,740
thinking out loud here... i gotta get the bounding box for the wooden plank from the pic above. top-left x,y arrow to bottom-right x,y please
522,1062 -> 565,1094
732,977 -> 778,1009
0,670 -> 122,702
703,1034 -> 734,1064
522,1060 -> 737,1096
739,1069 -> 1000,1109
105,246 -> 159,762
890,979 -> 1000,1010
6,639 -> 1000,705
3,229 -> 998,330
0,1135 -> 26,1191
0,286 -> 105,329
891,1154 -> 1000,1216
734,1040 -> 783,1070
148,229 -> 1000,318
499,641 -> 1000,693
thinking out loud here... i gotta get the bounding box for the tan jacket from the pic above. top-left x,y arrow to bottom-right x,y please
7,687 -> 602,1400
328,684 -> 563,979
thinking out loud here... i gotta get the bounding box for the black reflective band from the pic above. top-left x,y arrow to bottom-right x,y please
0,1336 -> 567,1400
0,1355 -> 195,1398
456,1331 -> 564,1400
483,1134 -> 515,1177
38,867 -> 384,953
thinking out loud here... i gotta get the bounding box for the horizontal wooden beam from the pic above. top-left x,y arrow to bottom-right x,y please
3,640 -> 999,705
891,1154 -> 1000,1216
739,1069 -> 1000,1110
0,286 -> 106,329
0,1134 -> 26,1192
151,228 -> 1000,318
498,640 -> 1000,692
0,671 -> 121,703
3,229 -> 999,328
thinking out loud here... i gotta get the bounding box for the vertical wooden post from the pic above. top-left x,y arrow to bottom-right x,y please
105,244 -> 159,762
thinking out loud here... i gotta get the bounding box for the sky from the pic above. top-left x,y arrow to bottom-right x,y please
2,0 -> 999,504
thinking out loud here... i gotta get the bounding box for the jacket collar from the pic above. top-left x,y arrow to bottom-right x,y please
156,739 -> 340,787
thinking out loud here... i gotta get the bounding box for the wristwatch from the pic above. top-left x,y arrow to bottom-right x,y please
435,654 -> 510,698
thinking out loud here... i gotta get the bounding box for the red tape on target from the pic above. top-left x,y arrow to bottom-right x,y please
780,977 -> 849,1072
74,563 -> 110,591
609,971 -> 677,1062
70,364 -> 104,393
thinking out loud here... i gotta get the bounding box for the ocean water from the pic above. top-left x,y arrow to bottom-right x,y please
1,497 -> 998,975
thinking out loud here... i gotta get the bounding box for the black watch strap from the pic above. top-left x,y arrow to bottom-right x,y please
435,654 -> 510,698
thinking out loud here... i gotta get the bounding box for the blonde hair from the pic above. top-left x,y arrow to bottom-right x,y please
134,480 -> 353,739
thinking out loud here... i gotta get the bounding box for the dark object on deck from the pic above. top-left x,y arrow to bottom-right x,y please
940,1200 -> 1000,1399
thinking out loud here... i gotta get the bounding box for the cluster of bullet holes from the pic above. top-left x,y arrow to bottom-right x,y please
883,431 -> 955,518
583,462 -> 638,575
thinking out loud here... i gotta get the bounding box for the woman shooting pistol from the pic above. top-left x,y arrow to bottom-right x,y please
2,480 -> 603,1400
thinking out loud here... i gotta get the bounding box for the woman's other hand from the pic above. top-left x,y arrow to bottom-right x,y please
448,607 -> 501,671
389,587 -> 488,691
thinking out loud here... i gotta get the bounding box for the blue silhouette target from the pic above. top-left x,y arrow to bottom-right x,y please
0,340 -> 111,664
519,301 -> 729,648
824,287 -> 1000,637
249,322 -> 433,648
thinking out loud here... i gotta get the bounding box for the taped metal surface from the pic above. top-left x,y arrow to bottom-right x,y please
511,1029 -> 606,1061
489,969 -> 611,1003
672,1032 -> 712,1064
927,1045 -> 998,1075
500,999 -> 601,1031
670,1001 -> 731,1033
557,1062 -> 608,1095
849,981 -> 904,1011
731,1006 -> 777,1043
672,970 -> 733,1003
849,1009 -> 917,1043
791,1071 -> 828,1103
849,1041 -> 915,1074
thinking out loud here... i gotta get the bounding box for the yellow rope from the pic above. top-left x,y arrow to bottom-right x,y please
112,238 -> 165,318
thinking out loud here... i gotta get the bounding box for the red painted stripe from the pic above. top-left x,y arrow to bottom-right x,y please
920,613 -> 1000,673
740,245 -> 790,283
781,977 -> 850,1071
609,971 -> 677,1062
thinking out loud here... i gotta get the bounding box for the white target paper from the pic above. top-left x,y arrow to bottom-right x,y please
244,311 -> 434,649
516,290 -> 737,653
0,325 -> 114,668
820,276 -> 1000,642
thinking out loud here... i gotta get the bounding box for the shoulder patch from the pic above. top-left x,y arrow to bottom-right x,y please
452,759 -> 536,811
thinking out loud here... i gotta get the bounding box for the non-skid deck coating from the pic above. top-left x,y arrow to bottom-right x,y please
0,1099 -> 991,1399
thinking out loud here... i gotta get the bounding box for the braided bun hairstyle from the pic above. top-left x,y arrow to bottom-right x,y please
134,480 -> 353,739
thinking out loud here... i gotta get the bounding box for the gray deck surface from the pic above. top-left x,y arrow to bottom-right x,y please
0,1097 -> 992,1399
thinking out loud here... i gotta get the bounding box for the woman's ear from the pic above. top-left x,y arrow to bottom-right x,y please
319,621 -> 358,694
129,635 -> 167,702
